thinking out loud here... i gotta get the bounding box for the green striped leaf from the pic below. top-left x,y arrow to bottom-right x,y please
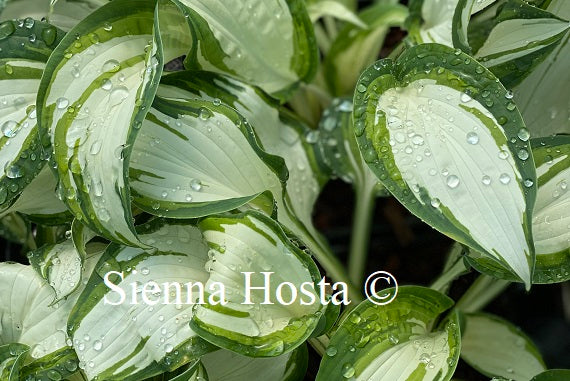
461,313 -> 546,380
201,344 -> 308,381
353,43 -> 536,287
0,166 -> 69,224
154,71 -> 326,255
37,0 -> 163,247
316,286 -> 460,381
130,96 -> 285,218
513,0 -> 570,137
144,360 -> 208,381
67,220 -> 216,381
458,0 -> 570,89
530,136 -> 570,283
323,2 -> 407,96
0,19 -> 64,212
176,0 -> 318,99
0,0 -> 49,21
0,343 -> 28,381
192,211 -> 324,357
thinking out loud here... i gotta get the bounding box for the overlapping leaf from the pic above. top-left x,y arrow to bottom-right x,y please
316,286 -> 460,380
37,0 -> 163,247
176,0 -> 318,99
192,211 -> 324,357
0,19 -> 64,213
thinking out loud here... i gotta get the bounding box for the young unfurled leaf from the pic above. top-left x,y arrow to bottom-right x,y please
530,136 -> 570,283
513,0 -> 570,137
67,220 -> 216,381
201,344 -> 308,380
316,286 -> 460,381
37,0 -> 163,247
461,313 -> 546,380
176,0 -> 318,99
193,211 -> 324,357
0,19 -> 64,213
455,0 -> 570,89
323,2 -> 408,96
353,43 -> 536,287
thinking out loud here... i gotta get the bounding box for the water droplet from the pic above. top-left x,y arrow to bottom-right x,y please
499,173 -> 511,184
498,116 -> 507,125
101,78 -> 112,91
1,186 -> 10,203
517,149 -> 529,160
28,33 -> 36,43
524,179 -> 533,187
190,178 -> 202,191
185,194 -> 192,202
141,267 -> 150,275
102,59 -> 120,73
93,340 -> 103,351
47,369 -> 61,381
460,92 -> 472,102
481,175 -> 491,186
109,86 -> 129,106
357,83 -> 367,93
212,98 -> 221,106
430,198 -> 441,207
41,26 -> 57,46
56,97 -> 69,109
517,128 -> 530,141
24,17 -> 34,29
411,134 -> 424,145
342,363 -> 355,378
498,150 -> 509,160
99,208 -> 111,222
161,190 -> 168,198
1,120 -> 20,137
419,353 -> 431,364
447,175 -> 460,189
103,23 -> 113,32
326,345 -> 338,356
466,132 -> 479,145
506,102 -> 516,111
505,90 -> 514,99
90,140 -> 102,155
388,334 -> 399,344
5,164 -> 23,178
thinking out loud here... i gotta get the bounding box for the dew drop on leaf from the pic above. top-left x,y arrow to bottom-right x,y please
499,173 -> 511,184
466,132 -> 479,145
56,97 -> 69,109
446,175 -> 460,189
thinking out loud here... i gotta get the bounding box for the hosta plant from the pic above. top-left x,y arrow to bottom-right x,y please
0,0 -> 568,380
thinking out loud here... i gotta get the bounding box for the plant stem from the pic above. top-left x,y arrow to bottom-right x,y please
323,16 -> 338,41
348,178 -> 377,286
313,23 -> 331,54
456,274 -> 510,313
309,335 -> 330,357
430,243 -> 469,294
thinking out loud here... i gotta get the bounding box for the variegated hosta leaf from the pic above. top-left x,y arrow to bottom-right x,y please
130,96 -> 285,218
0,343 -> 28,381
0,248 -> 105,381
530,136 -> 570,283
144,360 -> 208,381
461,313 -> 546,380
193,211 -> 324,357
353,43 -> 536,287
155,70 -> 326,253
408,0 -> 498,47
514,0 -> 570,137
176,0 -> 318,99
48,0 -> 110,32
0,212 -> 32,246
316,286 -> 460,381
0,166 -> 69,224
323,2 -> 408,96
37,0 -> 163,247
67,220 -> 216,381
0,19 -> 64,212
201,344 -> 308,381
456,0 -> 570,89
27,238 -> 85,303
531,370 -> 570,381
307,0 -> 365,28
